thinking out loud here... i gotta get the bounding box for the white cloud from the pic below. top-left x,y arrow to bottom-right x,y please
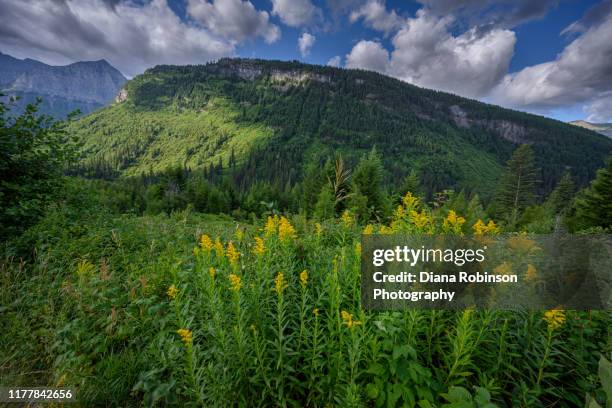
271,0 -> 321,27
0,0 -> 236,77
187,0 -> 280,44
345,10 -> 515,98
586,92 -> 612,123
491,11 -> 612,120
345,40 -> 389,73
298,32 -> 316,57
327,55 -> 342,67
349,0 -> 404,36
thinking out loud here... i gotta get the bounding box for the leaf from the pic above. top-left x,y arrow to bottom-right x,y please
365,382 -> 379,399
473,387 -> 491,406
442,386 -> 472,403
598,355 -> 611,404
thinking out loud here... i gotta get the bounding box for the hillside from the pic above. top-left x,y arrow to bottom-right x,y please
570,120 -> 612,138
70,58 -> 612,197
0,51 -> 126,118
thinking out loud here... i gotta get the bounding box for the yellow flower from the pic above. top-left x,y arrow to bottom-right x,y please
278,216 -> 297,241
363,224 -> 374,235
402,192 -> 419,209
525,264 -> 538,282
355,242 -> 361,257
235,227 -> 244,242
228,273 -> 242,292
341,310 -> 361,329
486,220 -> 500,234
410,210 -> 430,231
300,270 -> 309,287
167,284 -> 179,300
341,210 -> 354,228
543,309 -> 566,330
177,328 -> 193,346
442,210 -> 465,234
393,205 -> 406,221
264,216 -> 278,236
208,267 -> 216,280
253,236 -> 266,256
214,236 -> 225,258
227,241 -> 240,266
200,234 -> 214,251
274,272 -> 288,295
313,308 -> 319,317
315,222 -> 322,237
378,225 -> 393,235
472,219 -> 500,235
494,262 -> 513,276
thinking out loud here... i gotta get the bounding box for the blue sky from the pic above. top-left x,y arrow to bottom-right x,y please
2,0 -> 612,122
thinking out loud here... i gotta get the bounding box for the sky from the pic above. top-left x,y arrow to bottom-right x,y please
1,0 -> 612,122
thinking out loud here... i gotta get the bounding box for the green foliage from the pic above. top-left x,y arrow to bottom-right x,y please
0,97 -> 78,239
572,158 -> 612,230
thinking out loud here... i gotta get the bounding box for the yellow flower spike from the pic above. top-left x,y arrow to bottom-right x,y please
525,264 -> 538,282
363,224 -> 374,235
486,220 -> 500,234
227,241 -> 240,266
472,219 -> 487,235
355,242 -> 361,257
274,272 -> 288,295
543,309 -> 566,331
378,225 -> 393,235
235,227 -> 244,242
228,273 -> 242,292
278,216 -> 297,241
393,205 -> 406,221
340,210 -> 353,228
300,270 -> 309,287
214,237 -> 225,258
313,308 -> 319,317
410,210 -> 430,231
200,234 -> 214,251
315,222 -> 322,237
208,267 -> 216,280
253,236 -> 266,256
402,191 -> 419,209
176,328 -> 193,346
341,310 -> 361,329
264,216 -> 278,236
167,284 -> 179,300
443,210 -> 466,234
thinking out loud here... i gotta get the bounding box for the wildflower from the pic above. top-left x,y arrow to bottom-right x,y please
472,219 -> 487,235
363,224 -> 374,235
235,227 -> 244,242
393,205 -> 406,221
278,216 -> 297,241
167,284 -> 179,300
525,264 -> 538,282
200,234 -> 214,251
341,210 -> 354,228
355,242 -> 361,257
313,308 -> 319,317
274,272 -> 288,295
227,241 -> 240,266
486,220 -> 500,234
214,237 -> 225,258
379,225 -> 393,235
177,328 -> 193,346
208,267 -> 216,280
264,216 -> 278,236
402,192 -> 419,209
410,210 -> 430,231
543,309 -> 566,330
300,270 -> 309,287
228,273 -> 242,292
442,210 -> 465,234
341,310 -> 361,329
253,236 -> 266,256
494,262 -> 513,276
315,222 -> 322,237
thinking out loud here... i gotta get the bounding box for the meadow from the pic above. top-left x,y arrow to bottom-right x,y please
1,180 -> 609,407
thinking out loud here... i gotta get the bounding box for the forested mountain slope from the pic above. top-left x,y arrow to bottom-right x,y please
70,58 -> 612,197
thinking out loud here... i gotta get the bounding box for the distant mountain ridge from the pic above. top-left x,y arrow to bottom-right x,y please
569,120 -> 612,138
0,51 -> 126,118
70,58 -> 612,198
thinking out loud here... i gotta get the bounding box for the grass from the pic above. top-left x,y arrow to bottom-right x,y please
1,183 -> 610,407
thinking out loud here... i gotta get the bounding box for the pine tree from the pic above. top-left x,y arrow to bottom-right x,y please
494,144 -> 539,224
573,158 -> 612,229
351,148 -> 389,220
546,171 -> 575,214
314,184 -> 336,220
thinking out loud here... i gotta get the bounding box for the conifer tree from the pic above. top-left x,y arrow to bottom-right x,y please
573,158 -> 612,229
546,171 -> 575,214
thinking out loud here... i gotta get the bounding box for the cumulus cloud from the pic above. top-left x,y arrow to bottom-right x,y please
187,0 -> 280,44
327,55 -> 342,67
346,10 -> 515,98
298,33 -> 315,57
349,0 -> 404,36
271,0 -> 322,27
346,40 -> 389,73
0,0 -> 237,77
491,10 -> 612,119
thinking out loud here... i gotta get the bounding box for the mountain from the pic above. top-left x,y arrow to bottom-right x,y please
70,58 -> 612,197
0,51 -> 126,118
569,120 -> 612,138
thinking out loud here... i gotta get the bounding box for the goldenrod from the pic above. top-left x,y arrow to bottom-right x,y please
264,216 -> 278,236
341,310 -> 361,329
543,309 -> 566,330
228,273 -> 242,292
442,210 -> 465,234
402,191 -> 419,209
227,241 -> 240,266
214,237 -> 225,258
208,266 -> 216,280
253,236 -> 266,256
525,264 -> 538,282
200,234 -> 214,251
177,328 -> 193,345
363,224 -> 374,235
278,216 -> 297,241
274,272 -> 288,295
300,270 -> 308,287
167,284 -> 178,300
